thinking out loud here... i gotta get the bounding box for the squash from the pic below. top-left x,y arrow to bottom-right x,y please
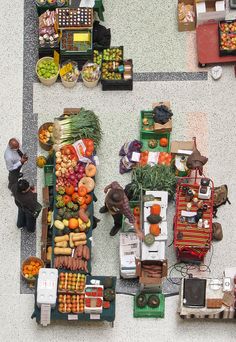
54,220 -> 65,230
54,235 -> 69,243
63,195 -> 71,205
151,204 -> 161,215
150,224 -> 161,236
148,139 -> 158,149
72,193 -> 79,203
36,155 -> 47,168
85,163 -> 96,177
68,218 -> 79,230
54,247 -> 72,255
79,177 -> 95,193
80,203 -> 88,210
133,206 -> 140,216
84,194 -> 93,205
55,241 -> 68,248
65,185 -> 75,195
79,209 -> 89,223
78,186 -> 87,197
147,214 -> 162,224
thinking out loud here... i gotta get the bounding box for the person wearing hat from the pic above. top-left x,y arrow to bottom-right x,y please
11,179 -> 41,232
99,181 -> 143,239
4,138 -> 28,190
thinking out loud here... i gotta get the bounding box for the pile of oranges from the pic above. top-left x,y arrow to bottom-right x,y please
58,272 -> 86,293
22,260 -> 43,280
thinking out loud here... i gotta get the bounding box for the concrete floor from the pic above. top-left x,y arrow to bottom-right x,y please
0,0 -> 236,341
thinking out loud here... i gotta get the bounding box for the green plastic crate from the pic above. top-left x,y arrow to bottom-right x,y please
133,293 -> 165,318
44,165 -> 54,187
60,30 -> 93,56
140,131 -> 171,153
140,110 -> 155,132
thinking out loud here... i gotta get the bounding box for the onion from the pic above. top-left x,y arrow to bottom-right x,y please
56,157 -> 62,164
74,187 -> 78,192
71,160 -> 77,167
70,175 -> 75,181
55,151 -> 61,158
55,170 -> 61,177
65,148 -> 71,155
61,168 -> 66,174
62,156 -> 68,163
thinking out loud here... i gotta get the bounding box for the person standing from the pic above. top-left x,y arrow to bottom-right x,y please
11,179 -> 41,233
4,138 -> 28,190
99,181 -> 143,239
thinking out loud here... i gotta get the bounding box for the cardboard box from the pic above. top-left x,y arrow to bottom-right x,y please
136,260 -> 168,285
177,0 -> 196,32
195,0 -> 226,25
152,101 -> 172,132
171,140 -> 194,155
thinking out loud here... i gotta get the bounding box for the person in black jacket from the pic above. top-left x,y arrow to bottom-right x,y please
11,179 -> 41,232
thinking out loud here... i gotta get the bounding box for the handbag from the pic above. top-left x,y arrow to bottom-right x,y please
23,201 -> 42,219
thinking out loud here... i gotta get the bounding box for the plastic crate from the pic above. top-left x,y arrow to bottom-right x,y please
218,20 -> 236,57
60,30 -> 93,56
102,46 -> 124,62
101,59 -> 133,91
133,293 -> 165,318
140,131 -> 171,153
44,165 -> 54,186
38,44 -> 60,59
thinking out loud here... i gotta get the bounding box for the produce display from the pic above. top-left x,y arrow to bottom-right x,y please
93,50 -> 103,66
219,20 -> 236,55
178,2 -> 195,23
38,123 -> 53,145
138,151 -> 173,166
102,61 -> 122,80
53,109 -> 102,149
58,293 -> 85,313
103,48 -> 123,61
60,61 -> 79,83
37,59 -> 59,79
22,260 -> 43,280
38,10 -> 59,47
58,272 -> 86,293
61,31 -> 92,53
82,63 -> 100,83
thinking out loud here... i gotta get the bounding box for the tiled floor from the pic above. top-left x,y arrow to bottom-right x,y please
1,0 -> 236,341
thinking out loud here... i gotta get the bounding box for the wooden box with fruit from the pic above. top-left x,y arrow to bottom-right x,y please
219,20 -> 236,56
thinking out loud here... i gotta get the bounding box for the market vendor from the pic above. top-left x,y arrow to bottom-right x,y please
99,181 -> 143,239
4,138 -> 28,190
11,179 -> 41,232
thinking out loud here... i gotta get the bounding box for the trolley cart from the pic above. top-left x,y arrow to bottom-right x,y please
173,176 -> 214,263
197,22 -> 236,67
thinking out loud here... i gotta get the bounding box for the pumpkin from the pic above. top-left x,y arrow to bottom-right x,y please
151,204 -> 161,215
36,156 -> 47,168
150,224 -> 161,236
159,137 -> 168,147
84,194 -> 93,205
85,163 -> 96,177
63,195 -> 71,205
68,218 -> 79,230
78,186 -> 87,197
133,206 -> 140,216
78,196 -> 85,205
80,203 -> 88,210
65,185 -> 75,195
79,177 -> 95,193
71,193 -> 79,203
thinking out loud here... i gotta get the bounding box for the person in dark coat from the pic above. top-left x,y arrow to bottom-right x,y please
11,179 -> 40,233
99,181 -> 143,239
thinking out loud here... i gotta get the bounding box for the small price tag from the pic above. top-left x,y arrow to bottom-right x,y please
90,314 -> 100,320
54,50 -> 60,66
60,63 -> 73,77
68,314 -> 78,321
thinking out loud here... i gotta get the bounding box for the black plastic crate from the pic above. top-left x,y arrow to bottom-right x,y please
38,45 -> 60,59
101,59 -> 133,91
218,20 -> 236,57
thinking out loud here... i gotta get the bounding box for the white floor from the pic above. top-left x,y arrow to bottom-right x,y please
1,1 -> 236,341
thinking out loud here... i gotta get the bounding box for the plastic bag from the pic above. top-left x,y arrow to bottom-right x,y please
119,140 -> 142,174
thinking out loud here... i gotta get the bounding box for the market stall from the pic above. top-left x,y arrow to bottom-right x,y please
32,108 -> 117,326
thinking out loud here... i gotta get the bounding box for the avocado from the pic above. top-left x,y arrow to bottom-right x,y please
147,295 -> 160,308
104,288 -> 115,302
136,293 -> 147,308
